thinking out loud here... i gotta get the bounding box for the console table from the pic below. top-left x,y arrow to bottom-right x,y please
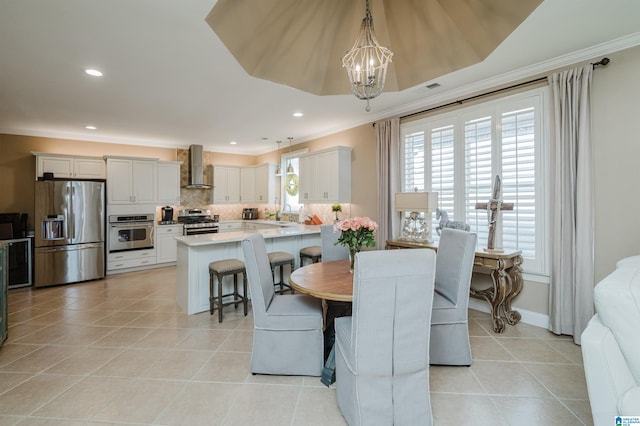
386,239 -> 523,333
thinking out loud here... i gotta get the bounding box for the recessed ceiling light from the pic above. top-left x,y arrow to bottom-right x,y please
84,68 -> 103,77
230,141 -> 237,145
293,112 -> 304,117
84,125 -> 97,130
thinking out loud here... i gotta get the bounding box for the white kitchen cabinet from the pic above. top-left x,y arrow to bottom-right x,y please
107,248 -> 156,272
299,146 -> 351,203
213,166 -> 240,204
34,153 -> 106,179
240,167 -> 256,203
156,161 -> 181,205
156,225 -> 183,263
242,222 -> 281,230
218,221 -> 243,233
255,163 -> 276,204
106,157 -> 157,204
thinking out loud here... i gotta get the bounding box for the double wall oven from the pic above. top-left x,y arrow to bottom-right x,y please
108,214 -> 154,253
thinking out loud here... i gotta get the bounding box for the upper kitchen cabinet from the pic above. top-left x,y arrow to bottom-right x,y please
240,166 -> 256,203
156,161 -> 181,205
255,163 -> 276,204
34,153 -> 106,180
215,164 -> 276,205
213,166 -> 240,204
106,157 -> 157,204
299,146 -> 351,204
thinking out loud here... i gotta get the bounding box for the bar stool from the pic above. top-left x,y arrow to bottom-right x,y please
208,259 -> 248,323
268,251 -> 296,294
300,245 -> 322,266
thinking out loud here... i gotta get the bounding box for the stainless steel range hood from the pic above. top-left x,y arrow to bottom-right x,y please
185,145 -> 212,189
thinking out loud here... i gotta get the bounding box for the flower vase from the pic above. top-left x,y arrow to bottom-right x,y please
349,250 -> 358,273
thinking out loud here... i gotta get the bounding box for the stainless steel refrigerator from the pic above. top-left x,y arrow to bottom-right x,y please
34,180 -> 105,287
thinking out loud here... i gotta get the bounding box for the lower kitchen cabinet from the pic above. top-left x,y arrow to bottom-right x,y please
156,225 -> 183,263
107,248 -> 156,271
218,222 -> 243,233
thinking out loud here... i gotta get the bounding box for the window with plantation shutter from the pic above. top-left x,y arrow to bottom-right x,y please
402,131 -> 425,192
429,122 -> 456,236
400,88 -> 548,276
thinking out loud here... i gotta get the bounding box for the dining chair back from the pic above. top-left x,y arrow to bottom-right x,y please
242,233 -> 324,376
430,228 -> 477,365
335,249 -> 436,425
321,224 -> 348,262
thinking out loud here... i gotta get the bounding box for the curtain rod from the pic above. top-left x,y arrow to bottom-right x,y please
392,57 -> 610,122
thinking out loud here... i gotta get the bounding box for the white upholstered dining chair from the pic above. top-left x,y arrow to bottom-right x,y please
241,233 -> 324,376
335,249 -> 436,425
430,228 -> 477,366
321,224 -> 349,262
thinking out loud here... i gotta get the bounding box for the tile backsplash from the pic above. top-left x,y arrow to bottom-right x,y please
155,202 -> 353,223
174,148 -> 354,223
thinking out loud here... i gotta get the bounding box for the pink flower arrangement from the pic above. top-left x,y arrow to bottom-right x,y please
334,216 -> 378,253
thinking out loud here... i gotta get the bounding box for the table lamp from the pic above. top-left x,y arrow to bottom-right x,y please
395,191 -> 438,242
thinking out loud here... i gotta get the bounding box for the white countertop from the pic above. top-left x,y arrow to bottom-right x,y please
218,219 -> 299,225
158,219 -> 301,227
175,223 -> 321,247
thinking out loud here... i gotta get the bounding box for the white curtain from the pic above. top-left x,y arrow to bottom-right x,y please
548,65 -> 595,345
375,118 -> 401,248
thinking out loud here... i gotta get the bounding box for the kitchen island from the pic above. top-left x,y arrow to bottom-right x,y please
175,223 -> 321,315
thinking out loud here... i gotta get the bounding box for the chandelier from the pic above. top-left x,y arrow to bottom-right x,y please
341,0 -> 393,112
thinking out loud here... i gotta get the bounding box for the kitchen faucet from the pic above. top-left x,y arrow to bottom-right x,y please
284,204 -> 293,222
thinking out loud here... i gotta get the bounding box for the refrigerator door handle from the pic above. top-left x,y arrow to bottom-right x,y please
36,243 -> 104,252
70,185 -> 76,240
66,185 -> 72,241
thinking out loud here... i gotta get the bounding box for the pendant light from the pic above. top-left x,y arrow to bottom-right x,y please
341,0 -> 393,112
274,140 -> 282,176
286,137 -> 294,174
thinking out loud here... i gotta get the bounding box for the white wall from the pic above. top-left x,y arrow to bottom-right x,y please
592,44 -> 640,282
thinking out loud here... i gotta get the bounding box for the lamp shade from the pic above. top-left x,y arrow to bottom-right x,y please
395,192 -> 438,212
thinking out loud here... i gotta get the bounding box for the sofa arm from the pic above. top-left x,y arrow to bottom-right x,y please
620,387 -> 640,415
582,315 -> 637,425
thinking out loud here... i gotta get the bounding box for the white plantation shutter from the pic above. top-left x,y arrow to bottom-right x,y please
464,115 -> 493,250
501,107 -> 536,258
430,123 -> 455,238
400,88 -> 547,276
402,131 -> 425,191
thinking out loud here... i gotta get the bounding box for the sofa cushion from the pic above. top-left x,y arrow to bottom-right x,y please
594,260 -> 640,384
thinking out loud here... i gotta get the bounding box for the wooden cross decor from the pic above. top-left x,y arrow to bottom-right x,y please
475,175 -> 513,253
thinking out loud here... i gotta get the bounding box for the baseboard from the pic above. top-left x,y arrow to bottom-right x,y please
469,298 -> 550,330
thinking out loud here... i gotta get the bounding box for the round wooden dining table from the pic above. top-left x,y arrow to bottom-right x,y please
289,259 -> 353,386
288,259 -> 353,302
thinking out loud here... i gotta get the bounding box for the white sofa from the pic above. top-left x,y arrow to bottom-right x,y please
582,255 -> 640,425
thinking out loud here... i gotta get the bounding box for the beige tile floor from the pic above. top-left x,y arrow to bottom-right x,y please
0,267 -> 593,425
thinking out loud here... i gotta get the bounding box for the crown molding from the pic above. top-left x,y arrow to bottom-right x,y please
382,32 -> 640,119
295,33 -> 640,143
